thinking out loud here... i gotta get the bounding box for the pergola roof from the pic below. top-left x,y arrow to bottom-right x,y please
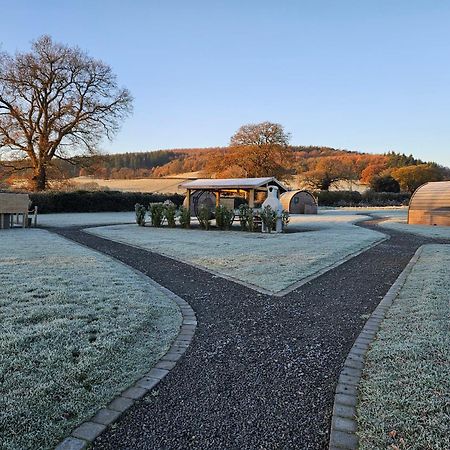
179,177 -> 288,192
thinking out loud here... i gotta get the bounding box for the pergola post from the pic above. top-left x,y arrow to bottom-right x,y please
186,189 -> 191,214
215,190 -> 221,207
248,189 -> 255,208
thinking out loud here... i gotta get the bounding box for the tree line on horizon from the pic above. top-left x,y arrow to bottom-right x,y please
71,145 -> 449,194
2,137 -> 449,194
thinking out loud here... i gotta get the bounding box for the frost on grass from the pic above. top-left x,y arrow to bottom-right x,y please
88,213 -> 385,293
357,245 -> 450,450
0,230 -> 181,450
37,211 -> 135,228
378,216 -> 450,240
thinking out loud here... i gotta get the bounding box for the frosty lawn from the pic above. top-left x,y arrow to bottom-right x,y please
37,211 -> 135,227
378,215 -> 450,240
88,212 -> 386,293
0,230 -> 181,450
357,245 -> 450,450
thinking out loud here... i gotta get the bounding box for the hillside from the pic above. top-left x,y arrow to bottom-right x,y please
2,145 -> 449,193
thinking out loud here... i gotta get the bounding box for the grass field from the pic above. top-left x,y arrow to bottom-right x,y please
37,211 -> 135,228
357,244 -> 450,450
87,212 -> 386,293
0,230 -> 181,450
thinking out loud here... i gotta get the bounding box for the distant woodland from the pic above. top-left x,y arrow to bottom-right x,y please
2,145 -> 450,193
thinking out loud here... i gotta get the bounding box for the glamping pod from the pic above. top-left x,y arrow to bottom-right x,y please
280,190 -> 318,214
182,190 -> 216,217
408,181 -> 450,226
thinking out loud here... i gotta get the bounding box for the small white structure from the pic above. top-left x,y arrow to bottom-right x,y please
261,186 -> 283,233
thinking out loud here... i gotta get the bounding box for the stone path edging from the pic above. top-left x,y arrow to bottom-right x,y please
328,245 -> 424,450
53,236 -> 197,450
83,226 -> 389,297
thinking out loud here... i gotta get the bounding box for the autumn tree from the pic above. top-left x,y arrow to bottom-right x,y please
359,161 -> 388,184
224,121 -> 293,180
391,164 -> 444,193
303,156 -> 349,190
0,35 -> 132,190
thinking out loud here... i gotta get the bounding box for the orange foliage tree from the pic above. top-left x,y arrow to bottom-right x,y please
204,122 -> 293,180
391,164 -> 444,193
359,160 -> 388,184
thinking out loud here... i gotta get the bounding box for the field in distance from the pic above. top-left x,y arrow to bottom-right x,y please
71,172 -> 201,194
72,173 -> 369,194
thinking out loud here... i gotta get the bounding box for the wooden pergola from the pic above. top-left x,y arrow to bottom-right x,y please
179,177 -> 288,212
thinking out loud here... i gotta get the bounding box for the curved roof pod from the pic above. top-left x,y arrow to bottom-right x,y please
408,181 -> 450,226
183,190 -> 216,217
280,190 -> 318,214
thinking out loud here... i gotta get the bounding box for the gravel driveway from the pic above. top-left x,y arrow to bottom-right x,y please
52,219 -> 441,450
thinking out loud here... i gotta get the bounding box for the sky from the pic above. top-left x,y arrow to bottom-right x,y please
1,0 -> 450,166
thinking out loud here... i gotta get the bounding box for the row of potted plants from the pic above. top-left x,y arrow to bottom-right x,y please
135,202 -> 290,233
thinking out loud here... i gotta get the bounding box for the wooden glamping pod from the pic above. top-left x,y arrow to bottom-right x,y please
408,181 -> 450,226
280,190 -> 318,214
182,190 -> 216,217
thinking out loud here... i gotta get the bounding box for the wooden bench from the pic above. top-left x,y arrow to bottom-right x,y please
0,193 -> 31,229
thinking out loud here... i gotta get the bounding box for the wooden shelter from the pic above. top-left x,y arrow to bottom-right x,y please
0,192 -> 30,229
179,177 -> 288,215
408,181 -> 450,226
280,190 -> 317,214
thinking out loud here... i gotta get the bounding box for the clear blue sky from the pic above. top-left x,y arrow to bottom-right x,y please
1,0 -> 450,166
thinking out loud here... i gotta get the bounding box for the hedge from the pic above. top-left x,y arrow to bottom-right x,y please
316,190 -> 410,207
30,190 -> 185,213
27,189 -> 410,213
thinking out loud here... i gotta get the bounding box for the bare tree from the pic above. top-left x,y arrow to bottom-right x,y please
230,121 -> 291,148
0,35 -> 132,190
228,121 -> 293,180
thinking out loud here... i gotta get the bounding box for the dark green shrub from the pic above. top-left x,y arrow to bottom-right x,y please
198,204 -> 211,230
281,210 -> 290,231
163,201 -> 177,227
135,203 -> 146,226
238,204 -> 255,231
316,190 -> 410,207
149,203 -> 165,227
370,175 -> 401,193
178,206 -> 191,229
317,190 -> 362,206
361,191 -> 410,206
29,190 -> 184,213
260,205 -> 277,233
215,205 -> 234,230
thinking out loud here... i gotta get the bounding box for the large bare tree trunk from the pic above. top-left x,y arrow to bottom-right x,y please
32,164 -> 46,191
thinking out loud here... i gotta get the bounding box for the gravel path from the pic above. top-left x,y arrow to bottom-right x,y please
52,220 -> 441,450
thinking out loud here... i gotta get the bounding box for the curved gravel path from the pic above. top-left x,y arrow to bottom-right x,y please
52,219 -> 442,450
